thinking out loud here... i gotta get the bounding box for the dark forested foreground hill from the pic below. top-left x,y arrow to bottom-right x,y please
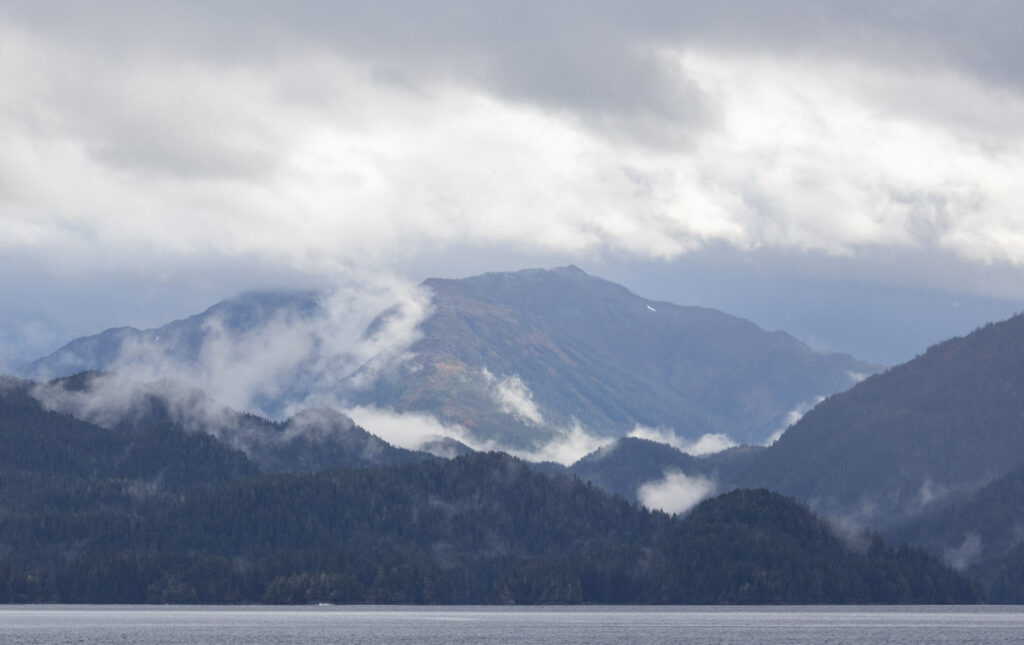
0,432 -> 976,605
735,314 -> 1024,528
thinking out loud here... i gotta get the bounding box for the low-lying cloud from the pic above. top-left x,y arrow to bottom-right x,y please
944,532 -> 983,571
637,469 -> 717,515
351,404 -> 611,466
765,395 -> 826,445
483,370 -> 544,426
345,405 -> 476,455
628,425 -> 737,455
46,276 -> 433,421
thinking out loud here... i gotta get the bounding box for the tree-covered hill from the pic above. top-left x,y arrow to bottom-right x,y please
886,462 -> 1024,602
660,489 -> 976,604
0,442 -> 976,604
34,371 -> 436,474
737,314 -> 1024,527
0,376 -> 255,496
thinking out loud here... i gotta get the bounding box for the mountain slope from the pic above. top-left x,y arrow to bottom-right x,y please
738,314 -> 1024,527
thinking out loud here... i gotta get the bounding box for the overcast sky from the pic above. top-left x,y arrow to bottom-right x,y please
3,0 -> 1024,368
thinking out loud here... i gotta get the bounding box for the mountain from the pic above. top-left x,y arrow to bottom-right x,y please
351,266 -> 878,447
24,290 -> 323,382
24,267 -> 878,450
737,314 -> 1024,528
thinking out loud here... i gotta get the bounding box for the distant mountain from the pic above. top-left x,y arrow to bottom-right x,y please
737,314 -> 1024,528
24,291 -> 322,381
356,266 -> 877,447
25,267 -> 879,449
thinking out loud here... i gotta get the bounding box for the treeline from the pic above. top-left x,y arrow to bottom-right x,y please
0,377 -> 979,604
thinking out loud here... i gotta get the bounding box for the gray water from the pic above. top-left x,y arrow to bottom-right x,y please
1,605 -> 1022,644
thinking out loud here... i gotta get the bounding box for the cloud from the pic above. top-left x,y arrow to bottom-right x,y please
349,404 -> 611,466
510,422 -> 614,466
917,478 -> 950,509
637,469 -> 717,515
765,395 -> 826,445
628,425 -> 737,455
483,370 -> 544,426
345,405 -> 475,455
5,6 -> 1024,293
944,532 -> 983,571
35,277 -> 433,419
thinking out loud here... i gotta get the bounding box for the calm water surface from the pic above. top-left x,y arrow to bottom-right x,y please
1,605 -> 1022,644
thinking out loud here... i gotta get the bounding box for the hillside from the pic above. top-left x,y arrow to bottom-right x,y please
738,314 -> 1024,527
0,376 -> 256,497
885,462 -> 1024,602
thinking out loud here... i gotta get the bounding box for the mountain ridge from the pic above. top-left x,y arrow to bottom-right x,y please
23,266 -> 881,449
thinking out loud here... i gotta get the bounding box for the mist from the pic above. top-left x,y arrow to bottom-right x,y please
628,425 -> 737,455
637,469 -> 717,515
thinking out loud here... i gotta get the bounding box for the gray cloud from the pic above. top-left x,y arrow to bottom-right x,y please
3,1 -> 1024,368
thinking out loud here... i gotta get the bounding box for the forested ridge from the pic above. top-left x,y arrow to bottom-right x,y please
736,315 -> 1024,527
0,377 -> 977,604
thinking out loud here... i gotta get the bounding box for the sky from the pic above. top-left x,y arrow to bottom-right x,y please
3,0 -> 1024,370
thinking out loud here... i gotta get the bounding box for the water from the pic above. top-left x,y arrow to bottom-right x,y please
1,605 -> 1022,644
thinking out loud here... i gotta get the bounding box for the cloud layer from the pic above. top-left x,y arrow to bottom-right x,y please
4,2 -> 1024,285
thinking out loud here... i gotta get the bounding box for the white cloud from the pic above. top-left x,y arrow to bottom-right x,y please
345,405 -> 475,454
628,425 -> 737,455
6,17 -> 1024,290
765,395 -> 826,445
48,276 -> 432,419
637,469 -> 717,515
345,405 -> 611,466
482,370 -> 544,426
509,422 -> 614,466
